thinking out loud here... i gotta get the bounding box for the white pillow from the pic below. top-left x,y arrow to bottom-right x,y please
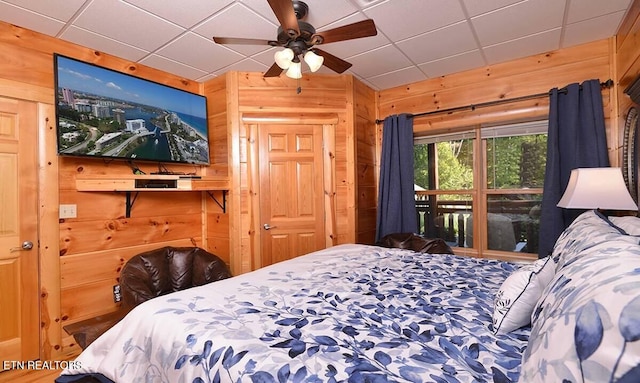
609,215 -> 640,235
521,237 -> 640,382
492,256 -> 554,334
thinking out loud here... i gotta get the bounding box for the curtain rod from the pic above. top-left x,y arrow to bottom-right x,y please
375,79 -> 614,124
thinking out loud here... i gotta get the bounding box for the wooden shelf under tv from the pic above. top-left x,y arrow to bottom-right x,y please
75,175 -> 229,217
76,174 -> 229,192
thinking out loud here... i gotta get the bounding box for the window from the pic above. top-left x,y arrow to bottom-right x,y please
414,121 -> 547,259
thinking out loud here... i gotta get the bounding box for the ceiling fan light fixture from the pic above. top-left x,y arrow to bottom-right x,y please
285,60 -> 302,79
304,50 -> 324,72
274,48 -> 294,69
213,0 -> 378,80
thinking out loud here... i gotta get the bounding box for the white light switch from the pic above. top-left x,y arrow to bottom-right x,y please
59,204 -> 77,219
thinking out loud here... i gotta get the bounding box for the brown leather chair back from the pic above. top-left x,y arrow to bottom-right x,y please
120,246 -> 231,309
376,233 -> 454,254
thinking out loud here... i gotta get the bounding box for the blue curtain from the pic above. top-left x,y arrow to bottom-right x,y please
538,79 -> 609,258
375,114 -> 417,242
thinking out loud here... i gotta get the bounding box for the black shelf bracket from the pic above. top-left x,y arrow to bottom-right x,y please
124,191 -> 140,218
207,190 -> 227,213
118,189 -> 226,218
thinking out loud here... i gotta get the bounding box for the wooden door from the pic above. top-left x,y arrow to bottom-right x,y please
0,97 -> 40,368
259,124 -> 325,266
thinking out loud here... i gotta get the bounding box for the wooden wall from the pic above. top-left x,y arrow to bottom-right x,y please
353,80 -> 378,243
202,75 -> 231,266
202,72 -> 378,274
616,0 -> 640,145
377,39 -> 618,164
0,21 -> 227,359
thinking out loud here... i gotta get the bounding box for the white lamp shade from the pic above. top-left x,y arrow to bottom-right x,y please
274,48 -> 294,69
304,50 -> 324,72
285,60 -> 302,79
557,167 -> 638,210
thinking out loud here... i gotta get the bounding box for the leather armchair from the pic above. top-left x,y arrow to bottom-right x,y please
120,246 -> 232,310
64,247 -> 231,349
65,246 -> 231,349
376,233 -> 454,254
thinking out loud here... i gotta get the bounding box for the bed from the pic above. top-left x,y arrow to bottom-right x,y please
56,210 -> 640,383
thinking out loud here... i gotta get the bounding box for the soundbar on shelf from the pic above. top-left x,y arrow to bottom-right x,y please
75,174 -> 229,192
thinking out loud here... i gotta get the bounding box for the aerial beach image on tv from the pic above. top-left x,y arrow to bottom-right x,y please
54,54 -> 210,165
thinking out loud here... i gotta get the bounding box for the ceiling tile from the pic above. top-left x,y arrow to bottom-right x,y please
461,0 -> 524,18
1,0 -> 87,22
73,0 -> 185,51
123,0 -> 234,28
397,21 -> 477,64
155,32 -> 245,73
0,2 -> 65,36
562,11 -> 627,48
364,0 -> 466,41
472,0 -> 565,46
195,2 -> 277,38
236,0 -> 280,25
566,0 -> 632,23
60,26 -> 150,62
483,28 -> 561,65
418,50 -> 486,77
365,66 -> 427,90
217,58 -> 270,73
139,54 -> 207,80
346,45 -> 414,78
194,2 -> 277,56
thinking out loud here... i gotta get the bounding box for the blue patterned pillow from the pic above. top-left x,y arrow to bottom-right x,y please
609,215 -> 640,236
520,219 -> 640,382
550,210 -> 636,272
492,256 -> 554,334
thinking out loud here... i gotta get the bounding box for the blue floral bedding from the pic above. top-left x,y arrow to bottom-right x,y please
57,244 -> 529,383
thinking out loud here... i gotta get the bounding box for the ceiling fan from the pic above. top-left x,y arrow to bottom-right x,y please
212,0 -> 378,78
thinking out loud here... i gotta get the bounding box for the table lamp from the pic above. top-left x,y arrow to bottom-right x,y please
557,167 -> 638,211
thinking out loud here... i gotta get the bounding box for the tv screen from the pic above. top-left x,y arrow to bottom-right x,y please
54,54 -> 210,165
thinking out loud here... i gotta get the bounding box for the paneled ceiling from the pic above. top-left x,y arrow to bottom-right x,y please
0,0 -> 633,90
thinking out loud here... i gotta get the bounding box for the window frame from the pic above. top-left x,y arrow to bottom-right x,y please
414,120 -> 547,261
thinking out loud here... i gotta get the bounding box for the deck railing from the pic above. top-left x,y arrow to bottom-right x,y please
415,195 -> 540,253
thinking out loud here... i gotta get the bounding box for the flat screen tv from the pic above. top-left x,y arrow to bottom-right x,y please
54,54 -> 210,166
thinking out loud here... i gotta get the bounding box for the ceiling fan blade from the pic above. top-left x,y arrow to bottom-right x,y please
213,37 -> 279,46
313,48 -> 352,74
267,0 -> 300,38
312,19 -> 377,45
264,62 -> 284,77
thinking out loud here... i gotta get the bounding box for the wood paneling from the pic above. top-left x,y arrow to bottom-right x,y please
0,20 -> 225,361
204,72 -> 366,274
378,38 -> 616,165
353,80 -> 378,244
616,0 -> 640,162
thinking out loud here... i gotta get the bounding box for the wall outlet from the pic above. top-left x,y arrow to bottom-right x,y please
113,285 -> 122,303
59,204 -> 77,219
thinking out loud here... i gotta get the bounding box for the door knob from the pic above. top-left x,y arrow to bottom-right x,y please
10,241 -> 33,252
263,223 -> 277,230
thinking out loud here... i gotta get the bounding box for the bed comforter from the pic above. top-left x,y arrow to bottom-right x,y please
57,244 -> 529,383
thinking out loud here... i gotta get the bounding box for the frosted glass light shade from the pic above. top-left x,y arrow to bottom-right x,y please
557,167 -> 638,210
304,50 -> 324,72
274,48 -> 294,69
285,60 -> 302,79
